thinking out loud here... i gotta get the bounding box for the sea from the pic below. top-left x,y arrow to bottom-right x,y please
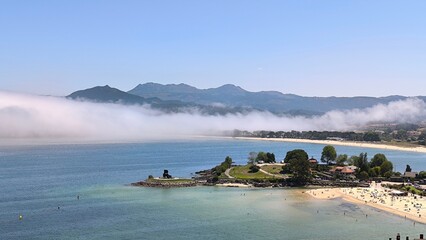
0,138 -> 425,240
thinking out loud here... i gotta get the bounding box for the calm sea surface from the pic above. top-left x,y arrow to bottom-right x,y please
0,138 -> 425,239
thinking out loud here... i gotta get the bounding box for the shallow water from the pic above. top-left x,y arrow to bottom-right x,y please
0,139 -> 425,239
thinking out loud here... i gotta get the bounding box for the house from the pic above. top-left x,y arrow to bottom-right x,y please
403,171 -> 418,179
329,166 -> 356,180
346,165 -> 358,172
330,166 -> 344,173
309,156 -> 318,165
390,177 -> 404,182
341,167 -> 355,174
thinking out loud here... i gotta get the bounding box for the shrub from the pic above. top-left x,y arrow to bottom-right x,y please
282,165 -> 292,174
383,171 -> 392,178
249,165 -> 260,173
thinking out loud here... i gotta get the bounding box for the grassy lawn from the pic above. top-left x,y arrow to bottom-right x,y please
401,185 -> 424,195
260,165 -> 283,174
229,165 -> 276,180
218,173 -> 230,179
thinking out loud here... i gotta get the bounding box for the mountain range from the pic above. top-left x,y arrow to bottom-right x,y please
67,85 -> 253,115
67,83 -> 426,115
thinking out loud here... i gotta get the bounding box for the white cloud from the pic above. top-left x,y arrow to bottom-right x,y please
1,91 -> 425,142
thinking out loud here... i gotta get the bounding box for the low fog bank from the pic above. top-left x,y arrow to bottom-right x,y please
1,91 -> 425,142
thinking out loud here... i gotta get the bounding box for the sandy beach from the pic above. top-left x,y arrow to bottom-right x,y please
306,183 -> 426,224
234,137 -> 426,153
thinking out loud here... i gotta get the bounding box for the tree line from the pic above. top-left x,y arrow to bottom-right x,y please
234,130 -> 381,142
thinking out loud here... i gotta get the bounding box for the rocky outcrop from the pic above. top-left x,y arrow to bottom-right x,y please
131,180 -> 197,188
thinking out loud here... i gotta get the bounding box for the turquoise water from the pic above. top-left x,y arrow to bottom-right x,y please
0,139 -> 425,239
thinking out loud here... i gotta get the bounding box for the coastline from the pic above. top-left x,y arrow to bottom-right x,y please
233,137 -> 426,153
305,185 -> 426,225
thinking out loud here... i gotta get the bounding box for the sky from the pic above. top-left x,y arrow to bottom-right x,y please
1,0 -> 426,97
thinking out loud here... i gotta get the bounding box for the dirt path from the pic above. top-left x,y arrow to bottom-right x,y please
224,168 -> 234,179
258,168 -> 285,178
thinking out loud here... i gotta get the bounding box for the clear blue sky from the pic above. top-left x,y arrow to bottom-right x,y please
1,0 -> 425,97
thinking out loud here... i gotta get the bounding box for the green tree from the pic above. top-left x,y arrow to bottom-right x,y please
383,171 -> 392,178
418,171 -> 426,179
354,152 -> 369,173
321,145 -> 337,165
359,171 -> 369,181
215,156 -> 233,175
370,153 -> 387,168
284,149 -> 308,163
256,152 -> 276,163
380,160 -> 393,176
336,154 -> 348,166
224,156 -> 233,168
256,152 -> 267,162
281,164 -> 292,174
347,155 -> 359,166
283,149 -> 311,185
288,157 -> 311,185
266,152 -> 276,163
368,166 -> 381,178
363,132 -> 381,141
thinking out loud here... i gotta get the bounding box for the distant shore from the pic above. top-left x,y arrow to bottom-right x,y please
232,137 -> 426,153
305,184 -> 426,224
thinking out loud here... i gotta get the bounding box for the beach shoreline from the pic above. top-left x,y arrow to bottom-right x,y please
232,137 -> 426,153
305,185 -> 426,225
